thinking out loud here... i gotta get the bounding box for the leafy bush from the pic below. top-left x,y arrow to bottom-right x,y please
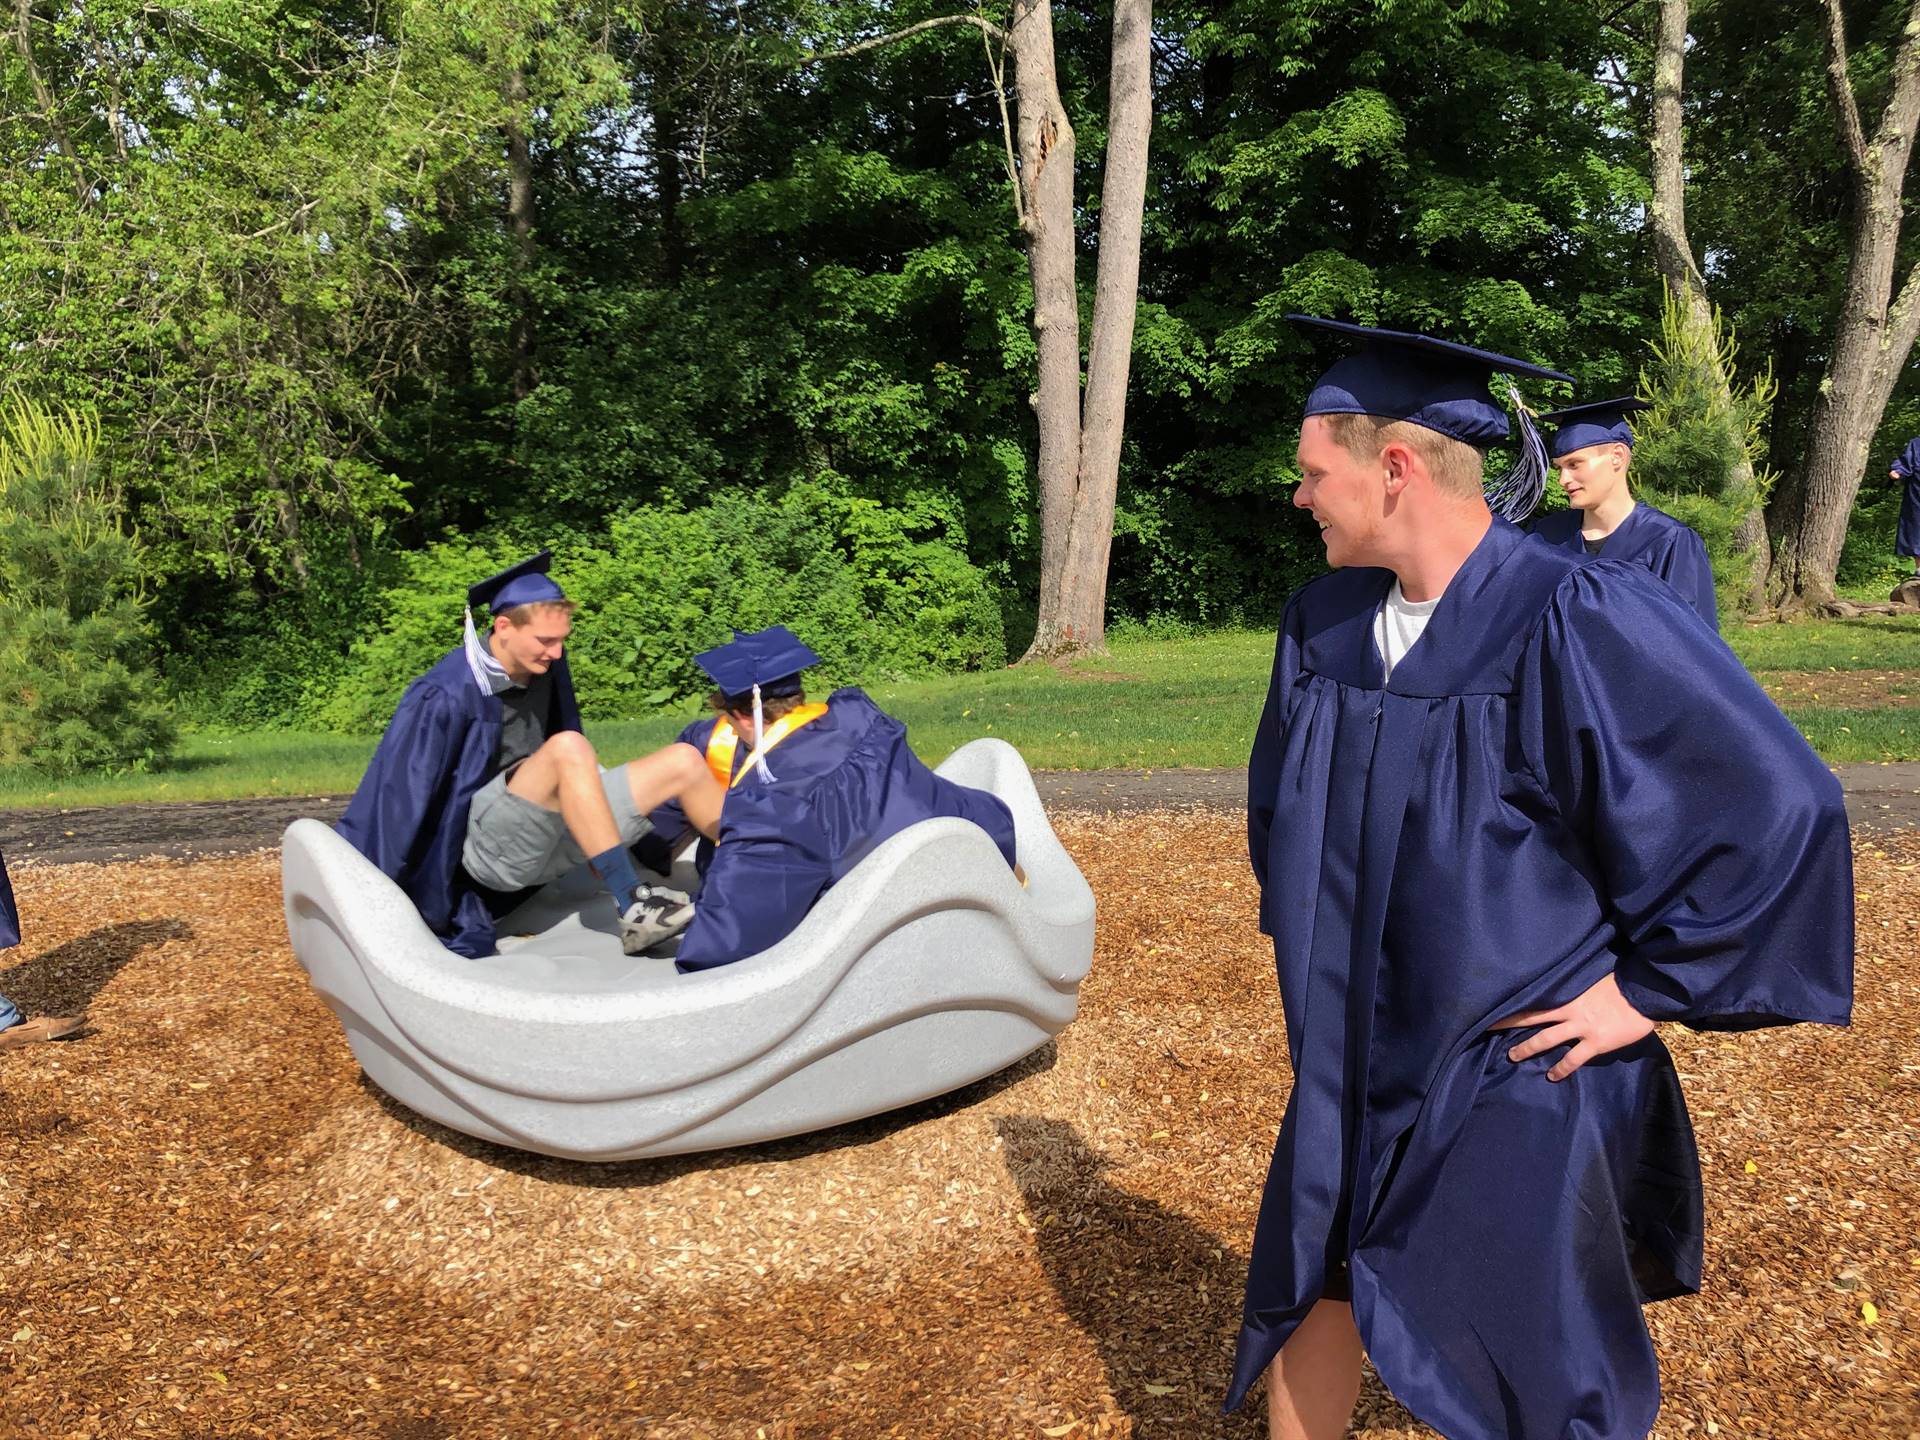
309,484 -> 1006,733
0,402 -> 176,774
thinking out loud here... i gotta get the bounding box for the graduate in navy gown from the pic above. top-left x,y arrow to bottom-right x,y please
336,552 -> 727,959
1528,397 -> 1719,627
0,850 -> 85,1051
1889,436 -> 1920,573
663,626 -> 1018,973
1233,317 -> 1853,1440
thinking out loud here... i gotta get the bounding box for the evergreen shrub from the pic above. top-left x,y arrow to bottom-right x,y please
0,402 -> 176,774
1632,290 -> 1776,614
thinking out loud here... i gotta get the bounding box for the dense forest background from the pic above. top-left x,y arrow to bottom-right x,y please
2,0 -> 1916,739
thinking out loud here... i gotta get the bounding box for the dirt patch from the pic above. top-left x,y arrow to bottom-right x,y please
0,819 -> 1913,1437
1762,669 -> 1920,710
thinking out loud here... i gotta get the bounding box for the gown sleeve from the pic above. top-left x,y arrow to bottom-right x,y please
1247,599 -> 1304,911
1895,439 -> 1920,479
1515,563 -> 1853,1031
0,849 -> 19,950
1656,526 -> 1719,631
674,790 -> 833,972
335,681 -> 462,895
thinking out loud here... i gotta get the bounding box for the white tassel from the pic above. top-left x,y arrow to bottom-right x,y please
749,681 -> 776,782
1483,383 -> 1551,523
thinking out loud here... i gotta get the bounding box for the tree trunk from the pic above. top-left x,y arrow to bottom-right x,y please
1011,0 -> 1085,659
1027,0 -> 1153,661
650,41 -> 685,283
1648,0 -> 1769,609
505,63 -> 538,403
1769,0 -> 1920,612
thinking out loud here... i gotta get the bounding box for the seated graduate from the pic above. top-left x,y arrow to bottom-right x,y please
662,625 -> 1019,973
1527,396 -> 1719,627
335,551 -> 728,959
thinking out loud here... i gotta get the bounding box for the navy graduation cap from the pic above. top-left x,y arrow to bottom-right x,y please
1287,315 -> 1572,521
695,626 -> 822,700
468,550 -> 567,613
1540,396 -> 1651,460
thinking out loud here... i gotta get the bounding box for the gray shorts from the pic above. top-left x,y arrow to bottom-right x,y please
461,764 -> 652,893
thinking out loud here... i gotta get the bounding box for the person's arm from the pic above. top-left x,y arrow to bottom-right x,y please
335,681 -> 461,893
1654,527 -> 1719,632
1512,564 -> 1853,1043
0,849 -> 19,950
673,794 -> 832,972
1247,601 -> 1304,929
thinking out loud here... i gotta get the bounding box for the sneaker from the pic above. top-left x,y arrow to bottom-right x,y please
619,885 -> 695,955
0,1016 -> 86,1052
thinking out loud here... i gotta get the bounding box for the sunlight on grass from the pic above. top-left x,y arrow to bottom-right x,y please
0,622 -> 1912,810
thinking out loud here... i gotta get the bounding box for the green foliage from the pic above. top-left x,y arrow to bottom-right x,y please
0,401 -> 176,774
1632,289 -> 1777,611
312,485 -> 1005,732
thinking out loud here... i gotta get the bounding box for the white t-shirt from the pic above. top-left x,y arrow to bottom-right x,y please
1373,580 -> 1442,681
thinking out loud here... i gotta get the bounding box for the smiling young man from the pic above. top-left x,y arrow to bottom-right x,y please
1528,397 -> 1718,627
1231,317 -> 1853,1440
336,552 -> 726,958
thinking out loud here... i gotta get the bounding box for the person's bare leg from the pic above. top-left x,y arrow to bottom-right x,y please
622,743 -> 726,840
1267,1299 -> 1363,1440
505,731 -> 621,857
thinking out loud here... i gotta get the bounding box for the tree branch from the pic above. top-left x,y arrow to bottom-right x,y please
1869,0 -> 1920,163
1888,250 -> 1920,359
798,12 -> 1007,65
12,0 -> 89,204
1822,0 -> 1871,177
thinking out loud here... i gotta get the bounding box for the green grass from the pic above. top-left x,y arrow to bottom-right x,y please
1725,613 -> 1920,671
0,620 -> 1913,811
1772,706 -> 1920,764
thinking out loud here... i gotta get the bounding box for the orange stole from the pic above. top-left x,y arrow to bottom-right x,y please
703,702 -> 830,788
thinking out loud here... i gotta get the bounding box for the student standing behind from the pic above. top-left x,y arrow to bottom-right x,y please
336,551 -> 727,959
662,626 -> 1018,973
0,850 -> 85,1052
1529,396 -> 1719,627
1233,317 -> 1852,1440
1890,435 -> 1920,576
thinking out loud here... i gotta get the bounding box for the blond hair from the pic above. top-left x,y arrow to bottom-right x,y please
1321,412 -> 1485,499
495,599 -> 577,626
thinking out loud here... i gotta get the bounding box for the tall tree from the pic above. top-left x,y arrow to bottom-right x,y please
805,0 -> 1155,661
1768,0 -> 1920,611
1646,0 -> 1770,609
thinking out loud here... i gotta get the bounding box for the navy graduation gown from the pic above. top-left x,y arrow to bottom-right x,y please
0,848 -> 18,950
674,688 -> 1017,973
1530,503 -> 1718,628
1892,438 -> 1920,558
335,648 -> 582,958
1231,520 -> 1852,1437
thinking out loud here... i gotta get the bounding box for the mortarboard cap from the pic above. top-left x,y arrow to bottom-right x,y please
1288,315 -> 1571,521
467,550 -> 567,614
1288,315 -> 1571,446
1540,396 -> 1651,459
694,626 -> 823,699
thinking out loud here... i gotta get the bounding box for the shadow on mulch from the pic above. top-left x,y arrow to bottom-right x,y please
359,1038 -> 1062,1188
0,917 -> 190,1017
996,1115 -> 1420,1436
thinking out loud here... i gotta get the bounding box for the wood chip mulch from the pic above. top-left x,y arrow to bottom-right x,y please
0,821 -> 1914,1439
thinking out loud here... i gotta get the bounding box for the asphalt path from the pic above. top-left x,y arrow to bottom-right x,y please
2,763 -> 1916,866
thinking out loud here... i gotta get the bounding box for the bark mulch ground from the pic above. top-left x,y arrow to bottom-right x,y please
0,820 -> 1914,1438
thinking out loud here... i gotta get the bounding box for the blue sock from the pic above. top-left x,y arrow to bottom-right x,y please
590,844 -> 643,914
